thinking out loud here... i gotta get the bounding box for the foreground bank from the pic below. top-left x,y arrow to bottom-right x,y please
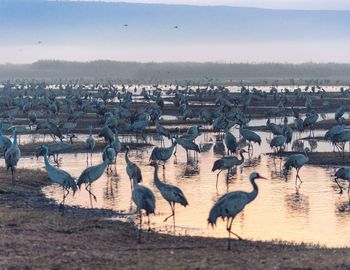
0,167 -> 349,269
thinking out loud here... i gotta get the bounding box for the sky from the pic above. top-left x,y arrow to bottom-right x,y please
1,0 -> 349,64
70,0 -> 350,10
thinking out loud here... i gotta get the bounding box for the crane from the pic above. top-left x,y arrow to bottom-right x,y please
151,162 -> 188,228
208,172 -> 266,250
42,144 -> 77,214
5,128 -> 21,185
212,149 -> 247,188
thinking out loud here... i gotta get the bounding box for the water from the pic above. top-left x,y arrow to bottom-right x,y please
8,129 -> 350,248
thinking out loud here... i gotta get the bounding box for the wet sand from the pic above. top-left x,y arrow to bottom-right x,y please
1,167 -> 350,269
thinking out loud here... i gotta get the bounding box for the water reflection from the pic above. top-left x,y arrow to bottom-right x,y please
7,129 -> 350,247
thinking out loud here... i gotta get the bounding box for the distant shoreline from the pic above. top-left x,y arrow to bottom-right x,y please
1,61 -> 350,85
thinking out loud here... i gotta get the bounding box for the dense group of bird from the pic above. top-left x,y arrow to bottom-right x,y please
1,82 -> 350,249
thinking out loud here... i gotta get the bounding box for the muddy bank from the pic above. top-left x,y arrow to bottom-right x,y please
18,141 -> 153,157
267,151 -> 350,166
0,167 -> 350,269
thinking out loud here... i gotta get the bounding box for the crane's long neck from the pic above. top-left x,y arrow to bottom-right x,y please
247,177 -> 259,203
44,148 -> 51,168
125,148 -> 131,164
12,130 -> 17,146
153,165 -> 161,186
89,127 -> 92,136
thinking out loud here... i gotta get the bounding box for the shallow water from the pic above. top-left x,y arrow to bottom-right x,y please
5,127 -> 350,247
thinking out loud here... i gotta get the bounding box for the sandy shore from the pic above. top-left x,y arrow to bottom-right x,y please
0,167 -> 350,269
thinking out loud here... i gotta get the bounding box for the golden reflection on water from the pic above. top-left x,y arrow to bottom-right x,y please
11,129 -> 350,248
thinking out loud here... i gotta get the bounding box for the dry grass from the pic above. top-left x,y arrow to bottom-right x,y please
0,167 -> 350,269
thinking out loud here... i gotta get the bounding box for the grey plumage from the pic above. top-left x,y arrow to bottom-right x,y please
131,171 -> 155,243
212,149 -> 247,188
125,146 -> 142,188
151,162 -> 188,227
208,172 -> 266,250
4,128 -> 21,185
77,157 -> 109,201
42,144 -> 77,214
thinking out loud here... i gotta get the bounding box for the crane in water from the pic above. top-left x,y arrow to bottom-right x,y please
150,162 -> 188,228
283,147 -> 310,182
212,149 -> 247,188
42,144 -> 77,214
334,166 -> 350,194
125,146 -> 142,189
5,127 -> 21,185
224,131 -> 237,155
150,138 -> 176,169
239,125 -> 261,153
77,155 -> 110,204
85,125 -> 95,162
208,172 -> 266,250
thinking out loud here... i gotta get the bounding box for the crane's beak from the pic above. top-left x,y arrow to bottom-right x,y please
259,176 -> 267,180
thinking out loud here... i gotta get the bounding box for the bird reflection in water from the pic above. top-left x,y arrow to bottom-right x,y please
285,192 -> 310,216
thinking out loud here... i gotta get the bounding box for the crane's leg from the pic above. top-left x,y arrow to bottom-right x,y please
11,167 -> 15,186
138,211 -> 142,244
164,202 -> 175,222
334,177 -> 344,194
172,202 -> 176,232
347,182 -> 350,205
147,214 -> 151,232
226,218 -> 231,250
216,170 -> 222,189
227,216 -> 243,242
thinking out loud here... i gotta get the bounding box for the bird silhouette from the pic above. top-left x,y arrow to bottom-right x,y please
208,172 -> 266,250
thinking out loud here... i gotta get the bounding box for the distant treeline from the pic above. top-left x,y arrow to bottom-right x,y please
1,61 -> 350,85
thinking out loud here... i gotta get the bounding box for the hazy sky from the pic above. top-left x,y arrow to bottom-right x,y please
1,1 -> 349,63
72,0 -> 350,10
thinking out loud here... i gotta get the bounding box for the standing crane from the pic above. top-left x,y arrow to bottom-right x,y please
224,131 -> 237,155
283,147 -> 310,182
125,146 -> 142,189
131,172 -> 155,244
77,156 -> 110,204
150,162 -> 188,228
239,126 -> 261,152
208,172 -> 266,250
212,149 -> 247,188
85,125 -> 95,162
42,144 -> 77,214
150,138 -> 176,168
5,127 -> 21,185
334,166 -> 350,194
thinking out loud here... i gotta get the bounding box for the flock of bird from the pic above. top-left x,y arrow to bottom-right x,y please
1,82 -> 350,249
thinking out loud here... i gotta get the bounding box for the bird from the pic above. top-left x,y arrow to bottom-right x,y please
85,125 -> 95,160
270,135 -> 286,153
103,145 -> 116,173
150,138 -> 176,168
42,144 -> 77,214
208,172 -> 266,250
212,149 -> 247,188
174,136 -> 200,163
4,127 -> 21,185
239,126 -> 261,152
334,167 -> 350,194
77,155 -> 110,203
224,131 -> 237,155
283,147 -> 310,182
125,146 -> 142,189
131,171 -> 155,244
303,111 -> 318,137
0,123 -> 11,155
150,162 -> 188,228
